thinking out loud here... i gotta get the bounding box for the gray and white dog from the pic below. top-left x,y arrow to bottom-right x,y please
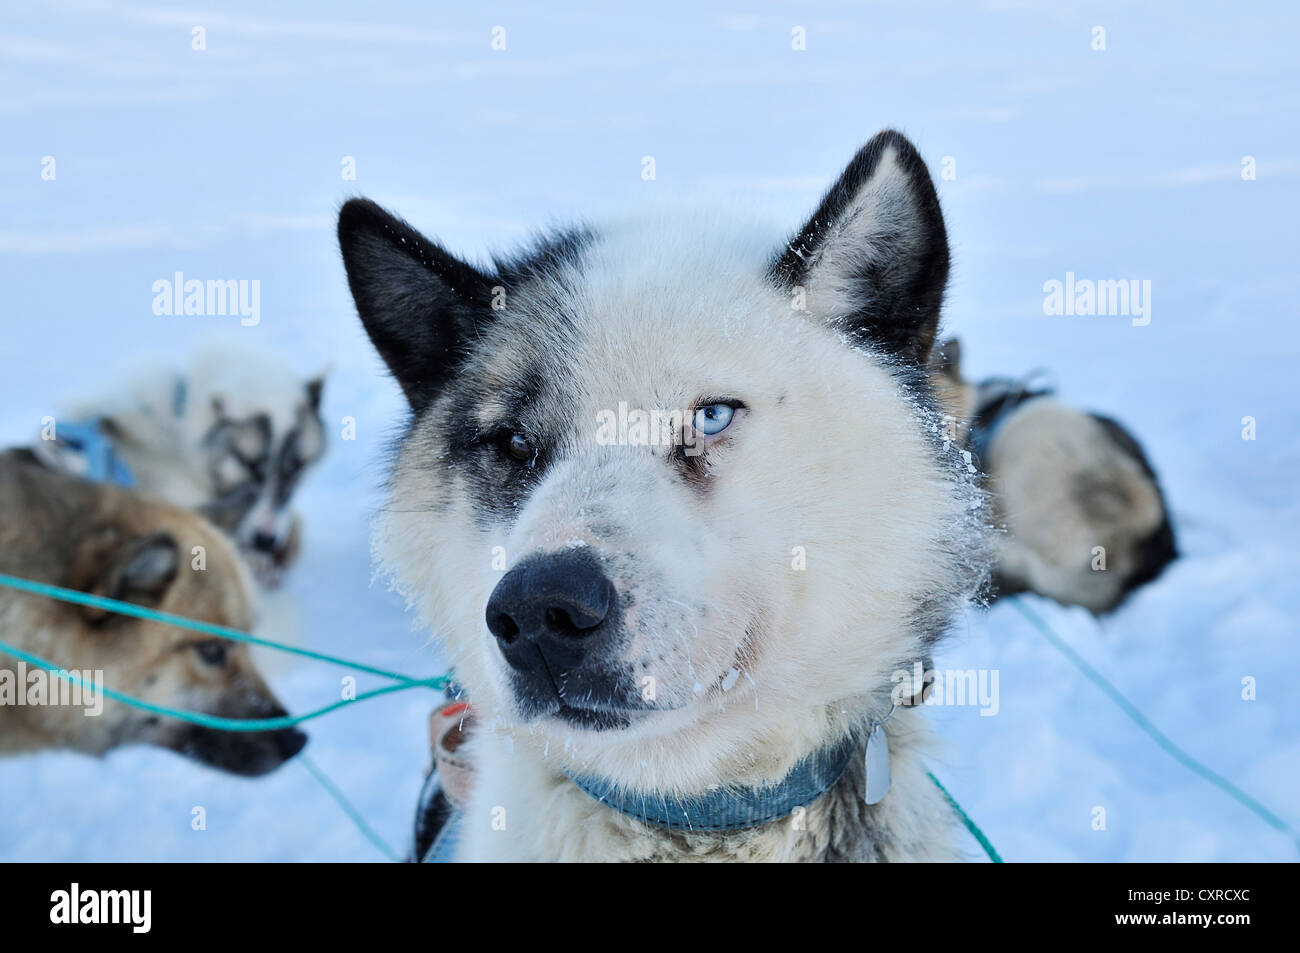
341,130 -> 990,862
33,344 -> 326,587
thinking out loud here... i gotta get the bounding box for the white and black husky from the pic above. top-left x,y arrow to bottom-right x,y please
341,130 -> 990,862
928,339 -> 1177,615
32,344 -> 326,586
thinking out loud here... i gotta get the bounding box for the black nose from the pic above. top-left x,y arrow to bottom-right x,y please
262,705 -> 308,760
275,727 -> 308,760
486,550 -> 617,675
251,531 -> 278,553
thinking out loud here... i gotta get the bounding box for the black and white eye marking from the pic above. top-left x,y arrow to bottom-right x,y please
206,413 -> 274,491
483,425 -> 540,468
195,640 -> 228,666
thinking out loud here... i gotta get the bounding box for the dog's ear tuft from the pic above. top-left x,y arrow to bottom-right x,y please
112,533 -> 180,603
305,375 -> 325,412
770,130 -> 950,364
73,530 -> 180,624
338,198 -> 494,413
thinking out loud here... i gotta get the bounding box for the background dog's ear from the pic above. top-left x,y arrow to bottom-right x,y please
769,130 -> 950,364
929,336 -> 963,378
338,198 -> 494,413
72,529 -> 180,624
304,369 -> 328,412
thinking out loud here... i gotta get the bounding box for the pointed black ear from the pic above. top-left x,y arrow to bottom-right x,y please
304,375 -> 325,412
770,130 -> 950,364
338,198 -> 495,413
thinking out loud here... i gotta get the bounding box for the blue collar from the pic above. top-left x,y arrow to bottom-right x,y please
969,375 -> 1054,464
564,736 -> 857,832
57,419 -> 136,488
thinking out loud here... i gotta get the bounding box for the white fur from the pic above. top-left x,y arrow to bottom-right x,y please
372,202 -> 986,861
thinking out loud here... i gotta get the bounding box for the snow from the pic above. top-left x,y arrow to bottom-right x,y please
1,0 -> 1297,861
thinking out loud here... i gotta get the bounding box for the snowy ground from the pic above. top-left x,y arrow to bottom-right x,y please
1,1 -> 1297,861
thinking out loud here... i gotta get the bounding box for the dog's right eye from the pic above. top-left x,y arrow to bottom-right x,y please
195,641 -> 228,666
502,432 -> 534,463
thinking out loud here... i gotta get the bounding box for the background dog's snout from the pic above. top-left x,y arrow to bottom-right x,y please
486,551 -> 616,673
264,704 -> 309,760
275,726 -> 309,760
251,530 -> 279,553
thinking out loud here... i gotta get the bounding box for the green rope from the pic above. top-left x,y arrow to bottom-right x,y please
9,572 -> 1293,858
1008,595 -> 1300,851
0,572 -> 423,685
299,754 -> 403,862
1,569 -> 1004,864
0,571 -> 439,860
0,571 -> 450,730
0,636 -> 446,730
927,771 -> 1003,862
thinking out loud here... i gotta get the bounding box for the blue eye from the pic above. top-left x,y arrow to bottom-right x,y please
693,402 -> 736,436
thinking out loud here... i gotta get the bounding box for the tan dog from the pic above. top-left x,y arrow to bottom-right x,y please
0,450 -> 307,775
930,339 -> 1177,614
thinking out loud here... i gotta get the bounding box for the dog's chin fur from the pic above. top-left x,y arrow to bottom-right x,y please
351,132 -> 992,861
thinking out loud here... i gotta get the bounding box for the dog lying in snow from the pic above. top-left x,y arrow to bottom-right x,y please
31,343 -> 326,587
340,130 -> 991,861
929,338 -> 1177,614
0,450 -> 306,775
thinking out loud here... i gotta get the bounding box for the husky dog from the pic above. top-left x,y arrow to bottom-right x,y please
930,340 -> 1177,614
33,344 -> 326,586
973,385 -> 1177,614
927,338 -> 977,441
0,450 -> 307,775
340,130 -> 989,862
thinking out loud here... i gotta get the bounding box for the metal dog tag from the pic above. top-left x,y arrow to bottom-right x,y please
864,724 -> 891,805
